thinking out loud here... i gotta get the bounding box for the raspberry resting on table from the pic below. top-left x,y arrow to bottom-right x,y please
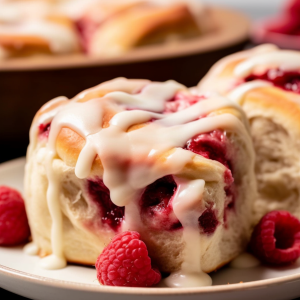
96,231 -> 161,287
0,186 -> 30,246
249,211 -> 300,265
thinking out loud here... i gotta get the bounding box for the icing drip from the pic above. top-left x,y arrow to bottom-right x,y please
31,78 -> 252,283
40,149 -> 66,270
165,178 -> 212,287
234,50 -> 300,78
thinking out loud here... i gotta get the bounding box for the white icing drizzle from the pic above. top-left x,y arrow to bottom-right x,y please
234,50 -> 300,78
39,148 -> 67,270
229,252 -> 260,269
165,177 -> 212,287
227,48 -> 300,104
31,78 -> 253,285
103,81 -> 185,111
228,80 -> 272,104
198,44 -> 278,92
74,77 -> 150,102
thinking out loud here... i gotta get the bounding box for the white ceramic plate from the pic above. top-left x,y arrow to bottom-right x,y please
1,158 -> 300,300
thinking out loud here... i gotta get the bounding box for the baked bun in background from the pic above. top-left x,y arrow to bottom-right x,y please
198,44 -> 300,222
25,77 -> 255,285
0,0 -> 81,59
78,0 -> 210,56
0,0 -> 211,58
0,16 -> 80,58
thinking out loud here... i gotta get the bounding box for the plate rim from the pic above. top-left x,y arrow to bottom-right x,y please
1,258 -> 300,296
0,6 -> 249,72
1,157 -> 300,296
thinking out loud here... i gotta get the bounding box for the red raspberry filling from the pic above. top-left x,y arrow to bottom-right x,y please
164,93 -> 205,113
140,176 -> 181,231
198,208 -> 219,235
38,123 -> 51,139
250,211 -> 300,265
184,130 -> 231,169
0,186 -> 31,246
88,179 -> 125,231
245,69 -> 300,94
185,130 -> 235,205
96,231 -> 161,287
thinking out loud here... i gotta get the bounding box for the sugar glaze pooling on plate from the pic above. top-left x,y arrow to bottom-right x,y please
27,77 -> 253,287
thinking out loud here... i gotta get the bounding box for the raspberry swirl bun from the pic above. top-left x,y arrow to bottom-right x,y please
25,78 -> 255,287
198,44 -> 300,222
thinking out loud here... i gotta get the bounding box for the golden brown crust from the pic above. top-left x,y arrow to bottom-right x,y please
241,86 -> 300,130
56,128 -> 86,168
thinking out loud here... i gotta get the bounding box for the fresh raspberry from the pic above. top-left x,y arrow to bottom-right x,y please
96,231 -> 161,287
0,186 -> 30,246
249,211 -> 300,265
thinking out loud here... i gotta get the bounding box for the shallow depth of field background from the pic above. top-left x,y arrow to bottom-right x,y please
202,0 -> 285,19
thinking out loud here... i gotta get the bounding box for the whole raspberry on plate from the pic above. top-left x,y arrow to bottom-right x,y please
0,186 -> 30,246
96,231 -> 161,287
249,211 -> 300,265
